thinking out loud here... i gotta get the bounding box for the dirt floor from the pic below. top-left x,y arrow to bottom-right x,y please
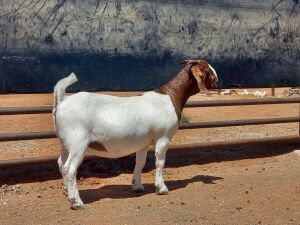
0,88 -> 300,225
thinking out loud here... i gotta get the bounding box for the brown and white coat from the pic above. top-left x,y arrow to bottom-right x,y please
53,60 -> 219,209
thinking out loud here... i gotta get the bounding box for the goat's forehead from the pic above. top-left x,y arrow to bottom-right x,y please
208,64 -> 218,79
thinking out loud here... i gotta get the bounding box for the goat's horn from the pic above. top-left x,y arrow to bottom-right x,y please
177,60 -> 194,65
177,59 -> 205,65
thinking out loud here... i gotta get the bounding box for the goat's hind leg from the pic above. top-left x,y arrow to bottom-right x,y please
57,147 -> 68,196
63,139 -> 87,210
132,148 -> 148,192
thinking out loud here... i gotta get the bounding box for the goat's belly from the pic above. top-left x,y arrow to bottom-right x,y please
88,136 -> 152,158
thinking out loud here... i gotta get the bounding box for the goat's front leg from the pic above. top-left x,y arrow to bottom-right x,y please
154,137 -> 170,195
132,148 -> 148,192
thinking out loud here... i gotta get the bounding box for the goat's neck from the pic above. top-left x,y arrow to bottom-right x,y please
155,69 -> 191,121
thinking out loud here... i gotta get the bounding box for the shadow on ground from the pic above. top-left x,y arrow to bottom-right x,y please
0,143 -> 299,185
80,174 -> 223,203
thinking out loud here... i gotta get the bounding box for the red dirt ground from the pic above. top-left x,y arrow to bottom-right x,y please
0,88 -> 300,225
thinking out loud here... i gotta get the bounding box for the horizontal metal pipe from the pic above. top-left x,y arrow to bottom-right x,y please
168,135 -> 300,150
0,106 -> 52,115
1,135 -> 300,169
1,116 -> 299,142
1,97 -> 300,115
179,116 -> 300,129
0,131 -> 56,142
185,97 -> 300,107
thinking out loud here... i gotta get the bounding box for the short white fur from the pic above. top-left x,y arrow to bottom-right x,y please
53,73 -> 179,209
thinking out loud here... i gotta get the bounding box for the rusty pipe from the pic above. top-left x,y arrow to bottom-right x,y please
185,97 -> 300,107
179,116 -> 300,129
0,131 -> 56,142
1,135 -> 300,169
1,97 -> 300,115
0,106 -> 52,115
0,116 -> 299,142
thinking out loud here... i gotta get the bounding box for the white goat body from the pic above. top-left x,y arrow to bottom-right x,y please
54,73 -> 178,209
55,83 -> 178,159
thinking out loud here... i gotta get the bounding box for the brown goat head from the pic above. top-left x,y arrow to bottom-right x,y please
179,59 -> 219,95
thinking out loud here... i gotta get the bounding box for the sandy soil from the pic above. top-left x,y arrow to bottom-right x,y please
0,88 -> 300,225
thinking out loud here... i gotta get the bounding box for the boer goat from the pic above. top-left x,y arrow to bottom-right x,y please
53,60 -> 219,209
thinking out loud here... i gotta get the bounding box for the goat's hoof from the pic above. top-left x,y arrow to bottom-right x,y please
156,186 -> 169,195
71,204 -> 84,210
71,202 -> 84,210
69,198 -> 84,210
132,183 -> 145,192
133,186 -> 145,193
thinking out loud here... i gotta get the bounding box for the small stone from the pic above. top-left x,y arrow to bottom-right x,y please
247,200 -> 250,203
14,189 -> 22,194
137,206 -> 140,209
286,207 -> 289,210
245,191 -> 249,194
258,221 -> 261,224
262,168 -> 265,170
181,202 -> 186,206
236,207 -> 242,211
213,197 -> 216,200
37,195 -> 42,198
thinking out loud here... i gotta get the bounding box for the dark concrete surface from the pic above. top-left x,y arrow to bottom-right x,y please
0,0 -> 299,92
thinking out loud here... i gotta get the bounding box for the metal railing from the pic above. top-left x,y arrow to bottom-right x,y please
1,97 -> 300,168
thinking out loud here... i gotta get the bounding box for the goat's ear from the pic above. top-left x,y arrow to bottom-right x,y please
190,65 -> 205,79
190,65 -> 210,95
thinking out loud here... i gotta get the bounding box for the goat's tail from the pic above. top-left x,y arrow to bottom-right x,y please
53,72 -> 77,110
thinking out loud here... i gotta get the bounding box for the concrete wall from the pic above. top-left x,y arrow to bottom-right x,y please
0,0 -> 299,92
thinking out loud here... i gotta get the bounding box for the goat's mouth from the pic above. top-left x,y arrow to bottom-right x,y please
207,82 -> 220,93
210,81 -> 219,89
